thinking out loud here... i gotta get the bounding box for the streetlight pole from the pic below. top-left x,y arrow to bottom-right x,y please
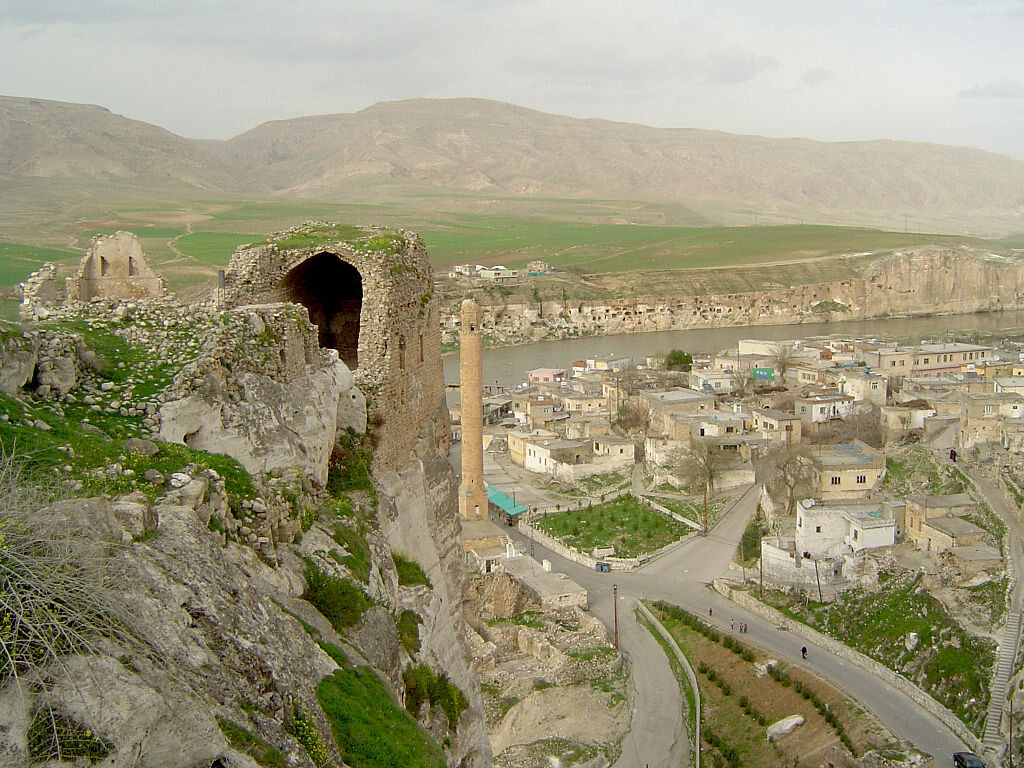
613,584 -> 619,652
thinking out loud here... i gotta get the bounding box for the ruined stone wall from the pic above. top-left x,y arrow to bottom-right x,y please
66,231 -> 165,302
222,225 -> 446,473
441,248 -> 1024,345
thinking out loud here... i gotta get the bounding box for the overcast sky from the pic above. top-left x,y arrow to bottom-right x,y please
3,0 -> 1024,158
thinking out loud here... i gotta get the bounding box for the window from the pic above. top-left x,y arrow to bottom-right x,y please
815,525 -> 821,533
890,361 -> 896,367
983,405 -> 994,415
856,474 -> 866,484
923,358 -> 929,364
831,476 -> 841,485
853,529 -> 859,540
899,360 -> 905,366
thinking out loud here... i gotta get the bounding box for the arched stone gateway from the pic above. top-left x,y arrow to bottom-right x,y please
282,252 -> 363,368
220,223 -> 447,471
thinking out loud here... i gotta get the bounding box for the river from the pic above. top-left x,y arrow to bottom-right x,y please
442,309 -> 1024,392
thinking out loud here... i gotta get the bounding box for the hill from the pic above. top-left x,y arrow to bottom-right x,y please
0,95 -> 261,193
213,98 -> 1024,234
2,95 -> 1024,238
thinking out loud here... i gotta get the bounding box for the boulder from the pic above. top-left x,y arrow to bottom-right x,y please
766,714 -> 805,741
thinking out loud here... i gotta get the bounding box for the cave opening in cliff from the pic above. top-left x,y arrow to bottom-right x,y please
283,252 -> 362,369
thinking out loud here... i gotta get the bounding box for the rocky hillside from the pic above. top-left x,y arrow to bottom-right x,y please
0,95 -> 261,192
0,295 -> 490,767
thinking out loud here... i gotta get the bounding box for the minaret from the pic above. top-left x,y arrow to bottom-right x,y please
459,299 -> 488,520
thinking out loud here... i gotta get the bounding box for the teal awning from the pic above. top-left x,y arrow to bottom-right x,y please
487,485 -> 527,516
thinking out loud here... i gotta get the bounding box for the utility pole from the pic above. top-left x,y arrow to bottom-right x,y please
759,541 -> 764,599
813,558 -> 823,603
613,584 -> 619,652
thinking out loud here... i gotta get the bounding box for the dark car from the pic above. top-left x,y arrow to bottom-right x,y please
953,752 -> 984,768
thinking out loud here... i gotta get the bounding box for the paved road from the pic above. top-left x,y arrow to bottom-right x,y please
506,482 -> 972,768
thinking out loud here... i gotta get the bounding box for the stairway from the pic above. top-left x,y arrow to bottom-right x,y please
983,609 -> 1022,747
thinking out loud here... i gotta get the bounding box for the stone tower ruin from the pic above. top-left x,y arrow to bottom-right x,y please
220,223 -> 447,471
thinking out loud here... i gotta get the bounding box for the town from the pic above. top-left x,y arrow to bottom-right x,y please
450,323 -> 1024,765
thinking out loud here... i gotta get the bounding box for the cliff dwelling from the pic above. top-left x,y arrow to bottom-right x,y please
282,252 -> 362,369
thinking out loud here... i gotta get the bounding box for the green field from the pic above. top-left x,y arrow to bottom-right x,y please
420,221 -> 985,272
534,496 -> 689,558
0,242 -> 77,286
174,232 -> 263,265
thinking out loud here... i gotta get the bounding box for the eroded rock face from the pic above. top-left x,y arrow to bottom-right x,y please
440,248 -> 1024,346
158,302 -> 366,487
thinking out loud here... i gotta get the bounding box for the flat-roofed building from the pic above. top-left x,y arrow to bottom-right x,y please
507,429 -> 557,467
807,441 -> 885,499
752,408 -> 803,445
796,498 -> 897,557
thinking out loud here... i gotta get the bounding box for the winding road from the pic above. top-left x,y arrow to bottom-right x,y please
502,480 -> 974,768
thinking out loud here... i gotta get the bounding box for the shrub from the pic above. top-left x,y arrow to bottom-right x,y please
302,559 -> 370,632
397,610 -> 422,655
217,718 -> 286,768
27,707 -> 111,763
403,665 -> 469,730
289,705 -> 329,767
393,552 -> 431,587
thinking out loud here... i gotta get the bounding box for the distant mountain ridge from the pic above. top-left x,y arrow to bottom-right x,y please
2,95 -> 1024,233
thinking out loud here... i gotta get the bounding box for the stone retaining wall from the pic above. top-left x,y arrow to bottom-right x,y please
636,601 -> 700,768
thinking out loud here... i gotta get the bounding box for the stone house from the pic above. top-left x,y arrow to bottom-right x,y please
688,367 -> 736,394
593,435 -> 635,461
959,392 -> 1024,449
527,367 -> 571,384
507,429 -> 557,467
794,393 -> 856,425
752,408 -> 803,445
994,376 -> 1024,395
833,370 -> 886,406
806,441 -> 885,499
904,493 -> 981,553
557,391 -> 608,415
524,438 -> 591,475
640,388 -> 714,434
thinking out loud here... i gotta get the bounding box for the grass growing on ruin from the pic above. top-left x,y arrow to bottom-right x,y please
758,572 -> 995,734
883,446 -> 964,497
534,496 -> 689,558
318,667 -> 445,768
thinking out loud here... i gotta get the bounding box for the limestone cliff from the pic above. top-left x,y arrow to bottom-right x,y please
440,248 -> 1024,345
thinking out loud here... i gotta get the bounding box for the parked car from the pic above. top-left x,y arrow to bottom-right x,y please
953,752 -> 984,768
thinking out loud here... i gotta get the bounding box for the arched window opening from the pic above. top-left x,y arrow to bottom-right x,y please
282,253 -> 362,368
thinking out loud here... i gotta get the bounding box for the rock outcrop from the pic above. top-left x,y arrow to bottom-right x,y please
440,248 -> 1024,346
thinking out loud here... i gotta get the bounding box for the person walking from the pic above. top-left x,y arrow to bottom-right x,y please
801,646 -> 807,659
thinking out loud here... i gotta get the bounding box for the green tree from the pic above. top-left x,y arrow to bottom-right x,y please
664,349 -> 693,372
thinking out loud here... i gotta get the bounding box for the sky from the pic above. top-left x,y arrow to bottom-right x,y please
2,0 -> 1024,159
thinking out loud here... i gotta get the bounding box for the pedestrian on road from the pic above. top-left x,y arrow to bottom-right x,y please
801,646 -> 807,659
731,619 -> 735,631
708,607 -> 712,617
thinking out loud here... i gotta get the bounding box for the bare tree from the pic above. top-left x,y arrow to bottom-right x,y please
769,342 -> 798,384
729,370 -> 755,398
674,439 -> 731,535
615,402 -> 649,433
762,444 -> 817,516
